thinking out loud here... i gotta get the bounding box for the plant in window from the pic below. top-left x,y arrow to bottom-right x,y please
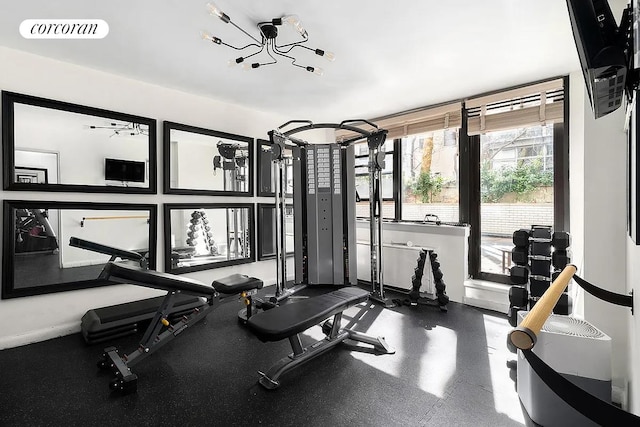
481,159 -> 553,202
412,172 -> 444,203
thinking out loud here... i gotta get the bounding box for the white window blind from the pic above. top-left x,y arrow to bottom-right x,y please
335,101 -> 462,141
466,78 -> 564,136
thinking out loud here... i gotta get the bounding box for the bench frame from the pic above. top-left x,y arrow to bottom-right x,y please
97,262 -> 261,394
257,308 -> 395,390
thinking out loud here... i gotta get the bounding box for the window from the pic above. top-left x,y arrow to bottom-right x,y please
401,129 -> 459,223
464,77 -> 568,283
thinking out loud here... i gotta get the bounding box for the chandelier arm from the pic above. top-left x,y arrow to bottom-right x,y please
272,46 -> 306,69
261,40 -> 278,66
275,34 -> 309,50
220,41 -> 263,51
229,20 -> 262,45
240,45 -> 266,62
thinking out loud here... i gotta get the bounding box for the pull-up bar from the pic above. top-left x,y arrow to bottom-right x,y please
509,264 -> 577,350
80,215 -> 150,227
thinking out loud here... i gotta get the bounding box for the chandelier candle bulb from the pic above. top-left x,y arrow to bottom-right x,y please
206,2 -> 230,23
201,31 -> 221,44
315,49 -> 336,61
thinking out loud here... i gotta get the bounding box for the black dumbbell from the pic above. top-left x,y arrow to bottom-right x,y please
513,229 -> 530,247
552,231 -> 570,250
510,265 -> 529,285
529,277 -> 551,298
531,225 -> 552,240
530,259 -> 551,276
552,250 -> 570,269
509,286 -> 529,308
512,247 -> 528,265
530,241 -> 552,257
508,306 -> 522,327
553,293 -> 572,315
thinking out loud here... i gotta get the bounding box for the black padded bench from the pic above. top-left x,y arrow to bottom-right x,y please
81,294 -> 207,344
70,236 -> 148,268
95,262 -> 263,394
246,287 -> 395,389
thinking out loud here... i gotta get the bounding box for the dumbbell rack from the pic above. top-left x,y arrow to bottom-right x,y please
186,210 -> 218,255
407,249 -> 449,311
507,225 -> 571,327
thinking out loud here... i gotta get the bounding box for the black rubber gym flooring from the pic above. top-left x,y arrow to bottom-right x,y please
0,287 -> 530,426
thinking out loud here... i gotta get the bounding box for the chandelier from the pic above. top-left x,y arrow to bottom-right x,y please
88,122 -> 149,137
202,2 -> 335,75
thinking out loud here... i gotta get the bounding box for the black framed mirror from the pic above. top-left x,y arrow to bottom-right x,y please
164,203 -> 255,274
257,203 -> 295,260
2,200 -> 157,299
257,139 -> 293,197
163,121 -> 254,195
2,91 -> 157,193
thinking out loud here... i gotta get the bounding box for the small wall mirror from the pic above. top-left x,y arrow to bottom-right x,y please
257,139 -> 294,197
2,200 -> 157,299
2,91 -> 157,193
257,203 -> 295,260
164,203 -> 255,274
163,122 -> 253,195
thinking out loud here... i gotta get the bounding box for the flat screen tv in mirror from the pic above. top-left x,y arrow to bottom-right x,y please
105,158 -> 146,183
565,0 -> 635,119
163,121 -> 254,196
2,91 -> 157,193
2,200 -> 157,299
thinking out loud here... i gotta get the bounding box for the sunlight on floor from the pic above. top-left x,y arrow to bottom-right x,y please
483,314 -> 526,424
347,305 -> 457,399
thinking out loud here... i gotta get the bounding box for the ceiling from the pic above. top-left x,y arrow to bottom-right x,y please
0,0 -> 582,122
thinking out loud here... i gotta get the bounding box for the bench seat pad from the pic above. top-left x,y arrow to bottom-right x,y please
102,262 -> 216,297
213,274 -> 263,294
70,237 -> 143,262
247,287 -> 369,342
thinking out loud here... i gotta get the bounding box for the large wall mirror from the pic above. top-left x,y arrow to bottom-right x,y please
163,121 -> 253,195
2,91 -> 157,193
257,203 -> 295,260
164,203 -> 255,274
2,200 -> 157,299
257,139 -> 294,197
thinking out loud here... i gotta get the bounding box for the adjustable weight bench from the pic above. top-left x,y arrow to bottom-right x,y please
246,287 -> 395,389
96,262 -> 262,394
71,236 -> 206,343
70,236 -> 149,268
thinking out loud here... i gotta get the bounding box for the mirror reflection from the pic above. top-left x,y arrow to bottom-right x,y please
2,201 -> 157,299
2,91 -> 156,193
165,204 -> 255,273
164,122 -> 253,195
257,203 -> 294,260
257,139 -> 294,197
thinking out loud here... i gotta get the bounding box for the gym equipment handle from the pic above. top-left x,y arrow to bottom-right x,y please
508,264 -> 577,350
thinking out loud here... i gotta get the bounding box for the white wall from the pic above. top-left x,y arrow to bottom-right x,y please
0,46 -> 291,349
569,69 -> 632,407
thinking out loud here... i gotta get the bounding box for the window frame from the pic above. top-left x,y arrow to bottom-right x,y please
354,76 -> 569,284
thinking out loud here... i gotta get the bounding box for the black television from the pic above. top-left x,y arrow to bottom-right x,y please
105,158 -> 145,183
565,0 -> 636,119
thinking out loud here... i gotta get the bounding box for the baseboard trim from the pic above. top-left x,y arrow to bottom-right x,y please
0,321 -> 80,350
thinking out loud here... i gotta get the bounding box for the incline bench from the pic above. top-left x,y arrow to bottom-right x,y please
96,261 -> 262,394
247,287 -> 395,389
71,236 -> 205,343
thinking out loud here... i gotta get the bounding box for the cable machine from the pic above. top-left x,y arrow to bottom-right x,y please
215,142 -> 250,258
267,119 -> 391,304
